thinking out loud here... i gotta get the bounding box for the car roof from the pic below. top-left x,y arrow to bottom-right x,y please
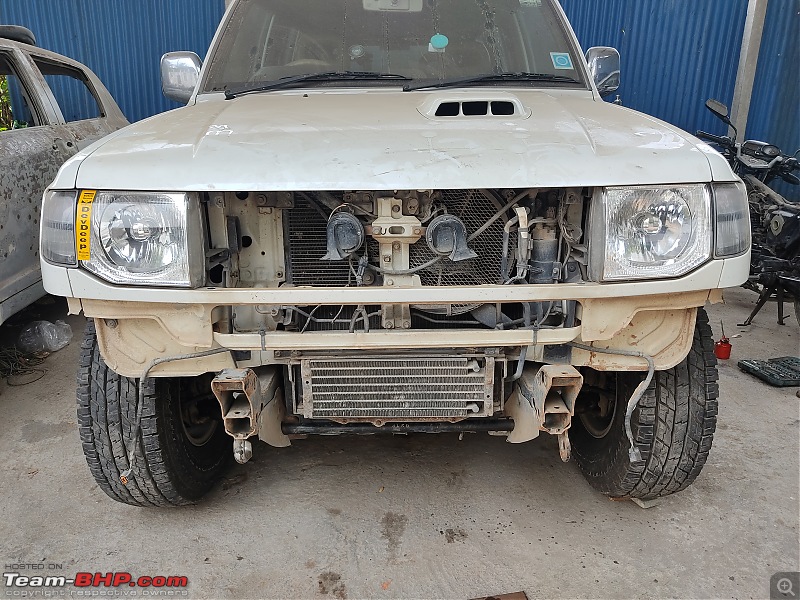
0,36 -> 97,72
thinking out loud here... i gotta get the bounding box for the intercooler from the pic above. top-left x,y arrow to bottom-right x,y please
298,356 -> 496,421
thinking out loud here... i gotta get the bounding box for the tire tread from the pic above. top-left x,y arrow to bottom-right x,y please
571,308 -> 719,500
76,320 -> 224,507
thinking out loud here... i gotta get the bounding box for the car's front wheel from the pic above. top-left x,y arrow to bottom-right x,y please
77,320 -> 230,506
570,308 -> 719,500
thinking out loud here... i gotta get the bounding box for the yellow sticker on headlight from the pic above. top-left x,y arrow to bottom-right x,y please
76,190 -> 96,261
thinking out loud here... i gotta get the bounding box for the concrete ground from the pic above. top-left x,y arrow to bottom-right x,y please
0,287 -> 798,600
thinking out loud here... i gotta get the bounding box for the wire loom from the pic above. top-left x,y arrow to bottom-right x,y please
0,346 -> 47,386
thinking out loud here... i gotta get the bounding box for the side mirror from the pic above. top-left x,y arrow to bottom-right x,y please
704,98 -> 738,140
705,99 -> 730,122
161,52 -> 201,104
585,47 -> 620,98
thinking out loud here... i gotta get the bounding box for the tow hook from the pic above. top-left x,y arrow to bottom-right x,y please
211,367 -> 290,464
558,432 -> 571,462
233,439 -> 253,464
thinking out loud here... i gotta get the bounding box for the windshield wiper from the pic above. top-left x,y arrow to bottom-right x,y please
225,71 -> 411,99
402,72 -> 581,92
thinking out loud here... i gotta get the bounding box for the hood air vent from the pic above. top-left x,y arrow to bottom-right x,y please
435,100 -> 516,117
417,95 -> 529,120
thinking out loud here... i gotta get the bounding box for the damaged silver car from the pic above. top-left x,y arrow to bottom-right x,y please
0,25 -> 126,324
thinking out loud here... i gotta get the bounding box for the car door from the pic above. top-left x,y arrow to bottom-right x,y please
0,44 -> 77,325
0,43 -> 128,325
30,50 -> 128,151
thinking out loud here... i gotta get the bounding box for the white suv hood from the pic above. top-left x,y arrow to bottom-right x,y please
72,89 -> 731,191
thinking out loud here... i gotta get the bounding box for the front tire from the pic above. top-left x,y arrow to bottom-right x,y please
77,321 -> 230,506
570,308 -> 719,500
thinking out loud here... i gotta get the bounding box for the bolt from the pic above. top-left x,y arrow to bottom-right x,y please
383,255 -> 391,262
413,228 -> 421,235
393,242 -> 401,250
276,271 -> 284,278
385,321 -> 395,329
105,319 -> 118,329
402,320 -> 411,329
373,227 -> 382,235
392,205 -> 401,213
274,350 -> 283,358
386,279 -> 394,285
291,351 -> 301,358
568,263 -> 577,272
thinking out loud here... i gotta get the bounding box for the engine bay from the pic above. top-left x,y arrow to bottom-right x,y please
204,187 -> 589,334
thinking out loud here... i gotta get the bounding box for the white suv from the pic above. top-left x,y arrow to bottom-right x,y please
40,0 -> 750,506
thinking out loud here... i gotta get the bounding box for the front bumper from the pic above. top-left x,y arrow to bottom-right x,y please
46,253 -> 751,378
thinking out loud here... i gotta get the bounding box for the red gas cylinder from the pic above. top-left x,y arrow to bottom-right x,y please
714,336 -> 732,360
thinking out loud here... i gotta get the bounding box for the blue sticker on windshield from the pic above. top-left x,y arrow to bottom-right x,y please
429,33 -> 449,53
550,52 -> 574,70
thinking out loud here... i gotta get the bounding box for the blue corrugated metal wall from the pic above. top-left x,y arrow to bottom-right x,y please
746,0 -> 800,198
561,0 -> 798,199
0,0 -> 225,123
560,0 -> 750,135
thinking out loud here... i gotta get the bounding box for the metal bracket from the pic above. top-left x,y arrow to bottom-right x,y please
505,364 -> 583,444
371,197 -> 423,328
211,366 -> 289,462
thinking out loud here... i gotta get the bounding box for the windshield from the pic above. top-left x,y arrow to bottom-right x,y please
203,0 -> 586,93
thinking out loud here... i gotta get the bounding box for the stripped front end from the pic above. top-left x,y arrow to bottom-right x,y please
41,185 -> 750,462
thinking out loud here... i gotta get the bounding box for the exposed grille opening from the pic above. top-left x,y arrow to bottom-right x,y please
433,100 -> 516,117
274,187 -> 588,326
286,190 -> 507,302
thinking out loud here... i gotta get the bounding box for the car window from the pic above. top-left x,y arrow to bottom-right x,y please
33,57 -> 103,123
0,52 -> 42,130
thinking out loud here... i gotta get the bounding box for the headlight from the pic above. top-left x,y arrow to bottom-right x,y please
713,182 -> 750,257
81,191 -> 204,287
41,190 -> 78,266
590,185 -> 712,281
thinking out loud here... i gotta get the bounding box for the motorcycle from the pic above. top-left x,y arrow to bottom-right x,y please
696,99 -> 800,326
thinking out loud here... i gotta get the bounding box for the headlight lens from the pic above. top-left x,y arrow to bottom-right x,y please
591,185 -> 712,280
713,182 -> 750,257
41,190 -> 77,266
81,192 -> 204,287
